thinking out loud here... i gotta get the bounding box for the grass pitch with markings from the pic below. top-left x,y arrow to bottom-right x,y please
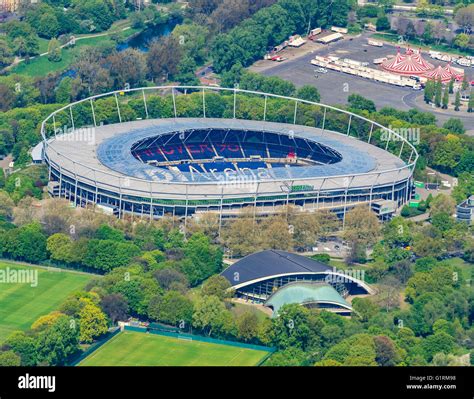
0,262 -> 92,342
79,331 -> 270,366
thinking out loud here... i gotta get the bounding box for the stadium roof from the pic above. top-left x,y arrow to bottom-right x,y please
45,118 -> 411,198
265,282 -> 352,316
31,142 -> 44,162
95,118 -> 377,182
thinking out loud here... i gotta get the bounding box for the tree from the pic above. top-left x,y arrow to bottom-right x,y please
430,194 -> 455,217
421,331 -> 455,362
100,293 -> 129,324
3,331 -> 37,366
376,275 -> 401,311
424,79 -> 434,104
374,335 -> 399,366
35,315 -> 80,365
448,78 -> 454,94
343,206 -> 380,246
77,298 -> 108,343
47,233 -> 74,264
73,47 -> 112,96
270,304 -> 317,351
352,297 -> 380,322
376,15 -> 390,31
192,295 -> 234,337
147,36 -> 183,81
454,33 -> 470,50
260,215 -> 293,250
222,208 -> 265,256
324,334 -> 377,366
443,118 -> 465,134
0,191 -> 14,220
174,55 -> 200,86
1,222 -> 47,263
266,347 -> 306,366
0,37 -> 14,69
172,23 -> 209,65
147,291 -> 193,326
468,90 -> 474,113
296,85 -> 320,102
55,77 -> 73,103
236,311 -> 260,342
454,91 -> 461,111
348,94 -> 376,112
47,38 -> 62,62
454,4 -> 474,33
32,311 -> 64,331
432,134 -> 463,172
95,224 -> 125,241
153,268 -> 189,291
0,351 -> 21,366
434,78 -> 442,107
180,232 -> 222,285
442,86 -> 449,109
201,275 -> 232,300
83,239 -> 141,271
107,48 -> 147,89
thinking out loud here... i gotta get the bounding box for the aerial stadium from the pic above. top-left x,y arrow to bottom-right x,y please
221,250 -> 374,316
40,86 -> 418,226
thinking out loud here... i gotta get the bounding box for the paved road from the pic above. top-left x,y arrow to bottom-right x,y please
254,32 -> 474,130
403,91 -> 474,134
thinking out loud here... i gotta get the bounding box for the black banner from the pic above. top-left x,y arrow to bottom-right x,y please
0,366 -> 472,398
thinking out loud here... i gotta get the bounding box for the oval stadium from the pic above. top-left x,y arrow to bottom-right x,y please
40,86 -> 418,224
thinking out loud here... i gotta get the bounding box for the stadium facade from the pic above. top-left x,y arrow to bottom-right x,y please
40,86 -> 418,227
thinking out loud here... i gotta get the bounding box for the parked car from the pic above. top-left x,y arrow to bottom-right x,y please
315,67 -> 328,74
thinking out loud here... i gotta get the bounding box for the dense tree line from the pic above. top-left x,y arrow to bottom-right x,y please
0,189 -> 472,366
210,0 -> 350,73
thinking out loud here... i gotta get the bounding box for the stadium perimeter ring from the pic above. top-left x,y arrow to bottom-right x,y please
41,86 -> 418,225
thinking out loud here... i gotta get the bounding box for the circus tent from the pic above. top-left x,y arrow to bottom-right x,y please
381,47 -> 434,75
423,64 -> 464,83
444,63 -> 464,80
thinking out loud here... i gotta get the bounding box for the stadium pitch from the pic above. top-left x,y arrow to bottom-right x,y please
79,331 -> 271,366
0,262 -> 92,342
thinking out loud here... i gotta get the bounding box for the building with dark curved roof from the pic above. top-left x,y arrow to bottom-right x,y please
221,250 -> 373,315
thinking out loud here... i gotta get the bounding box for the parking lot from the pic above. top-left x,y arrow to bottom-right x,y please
250,32 -> 474,131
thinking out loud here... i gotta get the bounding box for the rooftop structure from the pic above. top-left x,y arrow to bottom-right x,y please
221,250 -> 373,313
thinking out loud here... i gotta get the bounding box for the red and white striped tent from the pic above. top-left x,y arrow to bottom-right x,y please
423,64 -> 463,83
381,47 -> 434,76
444,63 -> 464,80
423,66 -> 452,82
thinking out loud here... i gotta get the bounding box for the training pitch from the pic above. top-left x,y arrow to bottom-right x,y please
0,262 -> 92,342
79,331 -> 271,366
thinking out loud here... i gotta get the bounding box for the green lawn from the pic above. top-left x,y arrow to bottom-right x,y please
79,331 -> 270,366
444,257 -> 472,282
12,25 -> 141,77
0,261 -> 92,343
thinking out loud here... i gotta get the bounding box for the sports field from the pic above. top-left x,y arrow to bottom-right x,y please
79,331 -> 271,366
0,261 -> 92,342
